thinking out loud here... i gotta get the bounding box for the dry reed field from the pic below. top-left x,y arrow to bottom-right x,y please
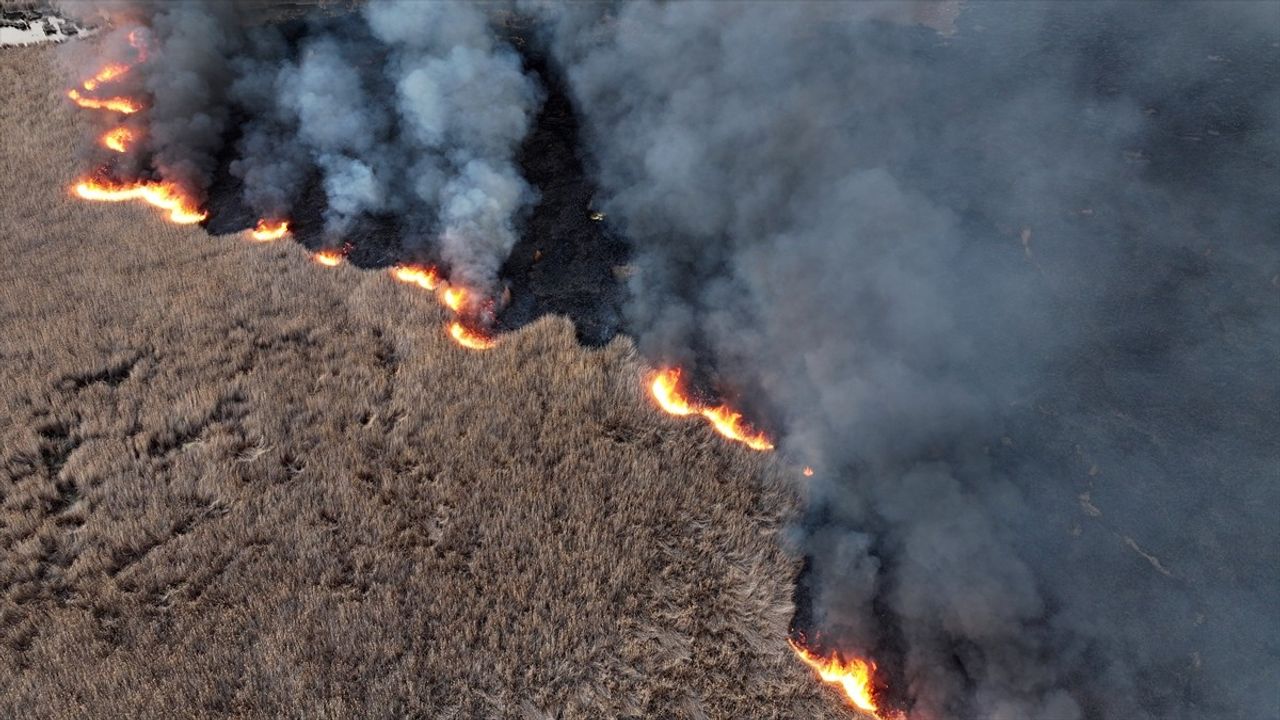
0,44 -> 848,719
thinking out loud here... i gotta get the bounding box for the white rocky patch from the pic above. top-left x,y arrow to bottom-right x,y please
1,10 -> 94,47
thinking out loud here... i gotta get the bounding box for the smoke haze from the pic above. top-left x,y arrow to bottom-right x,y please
525,2 -> 1279,719
57,1 -> 1279,718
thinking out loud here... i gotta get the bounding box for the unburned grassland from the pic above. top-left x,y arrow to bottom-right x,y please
0,43 -> 850,719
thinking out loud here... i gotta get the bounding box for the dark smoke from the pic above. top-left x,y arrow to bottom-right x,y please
524,2 -> 1280,719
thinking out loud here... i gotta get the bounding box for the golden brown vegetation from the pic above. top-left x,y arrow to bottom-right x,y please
0,43 -> 851,719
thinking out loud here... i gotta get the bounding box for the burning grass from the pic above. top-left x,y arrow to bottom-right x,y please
0,44 -> 852,719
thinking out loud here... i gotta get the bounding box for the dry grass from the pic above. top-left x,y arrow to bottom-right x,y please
0,43 -> 849,719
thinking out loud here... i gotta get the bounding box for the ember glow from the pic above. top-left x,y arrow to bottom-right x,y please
66,89 -> 141,114
313,249 -> 344,267
250,218 -> 289,242
391,264 -> 441,291
100,127 -> 135,153
648,368 -> 775,451
73,178 -> 207,224
449,321 -> 497,350
788,639 -> 887,717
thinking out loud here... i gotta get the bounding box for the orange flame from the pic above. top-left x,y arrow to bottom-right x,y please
73,178 -> 207,224
313,249 -> 344,267
803,466 -> 815,477
100,127 -> 134,153
648,368 -> 774,451
250,218 -> 289,242
650,367 -> 697,416
449,321 -> 496,350
391,264 -> 441,291
441,286 -> 467,313
81,63 -> 130,91
67,89 -> 141,114
788,639 -> 885,716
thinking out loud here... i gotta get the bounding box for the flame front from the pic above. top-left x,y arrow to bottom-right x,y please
701,405 -> 776,451
387,264 -> 498,350
648,368 -> 775,450
73,178 -> 207,224
313,249 -> 344,267
391,264 -> 440,291
69,63 -> 140,113
650,368 -> 697,416
788,639 -> 882,715
67,89 -> 141,114
441,286 -> 467,313
449,321 -> 496,350
250,218 -> 289,242
100,126 -> 135,153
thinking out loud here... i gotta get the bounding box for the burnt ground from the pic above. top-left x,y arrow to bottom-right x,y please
202,23 -> 629,348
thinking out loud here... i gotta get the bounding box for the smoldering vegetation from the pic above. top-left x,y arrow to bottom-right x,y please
0,44 -> 842,719
519,2 -> 1280,719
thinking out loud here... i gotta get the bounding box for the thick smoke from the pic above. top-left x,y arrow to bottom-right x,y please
527,2 -> 1279,719
367,0 -> 542,293
142,1 -> 239,201
60,0 -> 541,301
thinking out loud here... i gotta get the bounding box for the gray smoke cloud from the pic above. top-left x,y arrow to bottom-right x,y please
366,0 -> 541,295
527,2 -> 1280,719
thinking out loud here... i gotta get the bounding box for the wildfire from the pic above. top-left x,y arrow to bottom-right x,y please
803,466 -> 815,477
449,321 -> 497,350
313,249 -> 344,267
67,89 -> 141,114
250,218 -> 289,242
788,639 -> 886,716
73,178 -> 207,224
100,126 -> 135,153
391,264 -> 441,291
648,368 -> 775,451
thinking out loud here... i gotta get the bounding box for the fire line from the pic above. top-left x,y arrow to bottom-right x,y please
250,219 -> 289,242
449,321 -> 497,350
788,638 -> 898,718
648,367 -> 775,451
313,249 -> 344,267
73,178 -> 207,224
